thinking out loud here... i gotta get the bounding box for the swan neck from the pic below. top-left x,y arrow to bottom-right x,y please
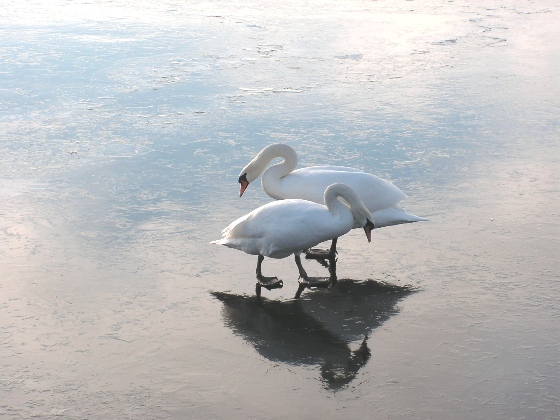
324,186 -> 351,218
324,183 -> 370,223
261,144 -> 297,179
258,145 -> 298,198
242,144 -> 298,187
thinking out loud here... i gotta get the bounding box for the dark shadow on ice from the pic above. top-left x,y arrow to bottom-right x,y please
211,280 -> 415,390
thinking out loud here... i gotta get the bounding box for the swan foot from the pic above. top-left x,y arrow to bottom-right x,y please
294,276 -> 330,299
294,253 -> 332,298
255,255 -> 283,298
305,248 -> 334,260
256,276 -> 283,298
304,253 -> 338,284
257,275 -> 284,290
305,238 -> 338,266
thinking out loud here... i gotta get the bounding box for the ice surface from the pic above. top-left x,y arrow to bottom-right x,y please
1,0 -> 559,418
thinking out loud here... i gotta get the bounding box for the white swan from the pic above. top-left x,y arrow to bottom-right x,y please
238,143 -> 425,258
212,183 -> 374,298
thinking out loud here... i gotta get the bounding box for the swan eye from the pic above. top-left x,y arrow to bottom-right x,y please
365,219 -> 375,229
238,173 -> 248,184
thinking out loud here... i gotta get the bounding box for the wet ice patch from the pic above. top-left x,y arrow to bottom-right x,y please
257,44 -> 283,55
431,38 -> 458,45
335,54 -> 363,60
239,87 -> 304,95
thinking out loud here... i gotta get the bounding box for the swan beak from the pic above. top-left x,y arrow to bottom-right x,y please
364,219 -> 375,243
238,173 -> 249,197
239,180 -> 249,197
364,226 -> 372,242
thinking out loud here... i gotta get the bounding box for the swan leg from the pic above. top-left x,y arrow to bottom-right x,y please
305,238 -> 338,281
328,255 -> 338,285
294,254 -> 330,299
255,255 -> 283,297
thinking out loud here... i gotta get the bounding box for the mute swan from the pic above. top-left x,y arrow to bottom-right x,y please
212,183 -> 374,298
238,143 -> 425,259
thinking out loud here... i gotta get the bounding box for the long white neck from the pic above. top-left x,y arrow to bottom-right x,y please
324,183 -> 371,224
256,144 -> 298,198
259,144 -> 297,178
241,143 -> 297,183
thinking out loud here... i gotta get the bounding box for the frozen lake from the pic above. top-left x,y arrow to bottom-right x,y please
1,0 -> 559,418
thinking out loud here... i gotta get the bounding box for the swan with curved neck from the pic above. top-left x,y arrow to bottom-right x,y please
212,183 -> 374,298
238,143 -> 425,259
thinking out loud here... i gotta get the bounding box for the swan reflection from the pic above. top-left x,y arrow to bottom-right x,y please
212,280 -> 415,389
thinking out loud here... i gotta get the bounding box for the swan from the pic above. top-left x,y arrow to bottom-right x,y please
238,143 -> 425,259
211,183 -> 374,298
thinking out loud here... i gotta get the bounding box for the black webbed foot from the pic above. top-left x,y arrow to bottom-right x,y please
257,275 -> 284,290
256,275 -> 283,299
305,248 -> 335,260
305,238 -> 338,268
305,249 -> 335,268
294,276 -> 330,299
255,255 -> 283,298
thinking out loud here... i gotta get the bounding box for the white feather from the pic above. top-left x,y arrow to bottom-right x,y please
240,143 -> 425,228
212,184 -> 372,259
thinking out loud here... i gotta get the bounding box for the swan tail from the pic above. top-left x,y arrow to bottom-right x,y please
210,238 -> 259,255
210,238 -> 241,247
372,207 -> 428,228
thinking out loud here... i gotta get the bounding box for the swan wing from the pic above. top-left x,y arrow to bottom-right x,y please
372,206 -> 427,228
299,165 -> 365,173
273,167 -> 408,212
258,200 -> 353,258
214,199 -> 353,258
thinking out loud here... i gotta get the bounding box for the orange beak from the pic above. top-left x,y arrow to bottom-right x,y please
364,226 -> 372,242
239,180 -> 249,197
363,219 -> 374,242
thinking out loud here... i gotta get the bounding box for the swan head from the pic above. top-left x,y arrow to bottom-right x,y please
238,172 -> 250,197
353,208 -> 375,242
238,159 -> 265,197
238,144 -> 298,197
363,219 -> 375,242
325,183 -> 375,242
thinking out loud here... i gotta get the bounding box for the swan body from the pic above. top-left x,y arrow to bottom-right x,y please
212,183 -> 374,298
213,183 -> 373,258
239,143 -> 425,229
